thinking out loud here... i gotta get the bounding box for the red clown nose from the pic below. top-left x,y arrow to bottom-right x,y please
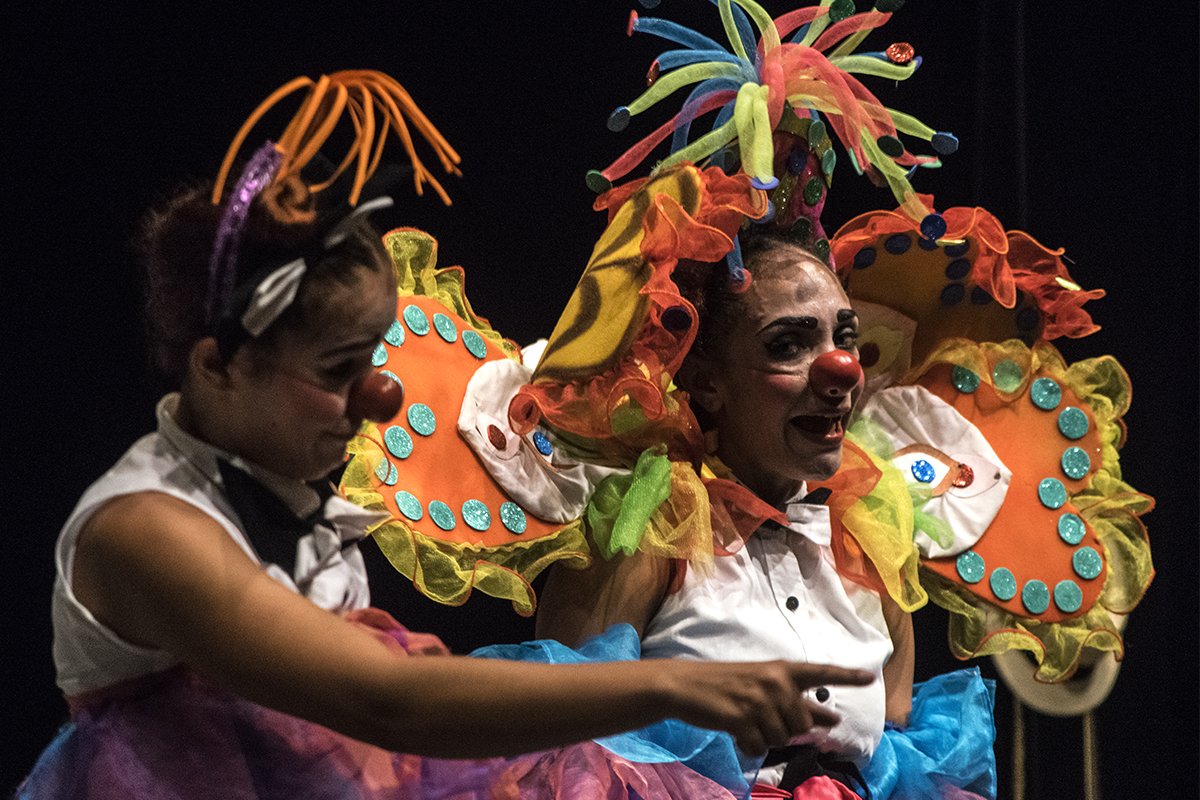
808,350 -> 864,400
347,373 -> 405,422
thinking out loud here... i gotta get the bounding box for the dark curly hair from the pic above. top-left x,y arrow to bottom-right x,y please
138,174 -> 391,387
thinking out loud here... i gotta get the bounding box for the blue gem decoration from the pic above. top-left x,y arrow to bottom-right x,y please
395,491 -> 423,521
1038,478 -> 1067,509
371,343 -> 388,367
1030,378 -> 1062,410
992,359 -> 1023,393
1021,580 -> 1050,615
374,456 -> 398,486
853,247 -> 876,269
384,320 -> 405,346
884,233 -> 912,255
532,430 -> 553,456
956,551 -> 985,584
1058,406 -> 1089,440
462,330 -> 487,359
407,403 -> 436,436
931,131 -> 959,155
461,499 -> 492,531
990,568 -> 1017,601
1054,580 -> 1083,614
1061,446 -> 1091,480
1073,546 -> 1103,580
499,502 -> 527,534
432,313 -> 458,343
403,304 -> 430,335
428,501 -> 456,531
952,366 -> 980,393
910,459 -> 937,483
787,150 -> 806,175
945,258 -> 971,280
1058,513 -> 1086,545
920,213 -> 947,241
384,425 -> 414,459
940,284 -> 964,306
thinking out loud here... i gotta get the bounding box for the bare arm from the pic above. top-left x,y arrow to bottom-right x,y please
880,592 -> 914,726
74,493 -> 870,758
535,543 -> 671,646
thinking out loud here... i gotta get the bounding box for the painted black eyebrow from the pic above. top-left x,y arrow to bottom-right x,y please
759,316 -> 818,335
836,309 -> 857,323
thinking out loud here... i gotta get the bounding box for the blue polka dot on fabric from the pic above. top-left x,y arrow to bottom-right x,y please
432,313 -> 458,343
532,430 -> 554,456
945,258 -> 971,280
884,233 -> 912,255
395,491 -> 423,521
1021,580 -> 1050,615
952,366 -> 980,393
428,501 -> 456,531
1061,446 -> 1092,480
462,330 -> 487,359
1058,406 -> 1089,440
499,502 -> 527,534
1038,478 -> 1068,509
384,320 -> 405,346
403,304 -> 430,335
990,568 -> 1017,601
1054,580 -> 1083,614
384,425 -> 413,459
407,404 -> 436,436
956,551 -> 985,584
1073,546 -> 1103,580
940,284 -> 965,306
1030,377 -> 1062,410
1057,513 -> 1086,545
461,499 -> 492,531
853,247 -> 876,269
944,240 -> 970,258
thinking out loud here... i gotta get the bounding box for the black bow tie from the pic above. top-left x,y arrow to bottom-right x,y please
217,460 -> 345,577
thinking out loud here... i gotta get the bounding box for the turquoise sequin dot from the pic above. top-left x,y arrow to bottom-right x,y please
1021,580 -> 1050,615
374,457 -> 398,486
1057,512 -> 1086,545
428,501 -> 457,531
1061,446 -> 1091,480
371,343 -> 389,367
1073,546 -> 1103,580
394,491 -> 423,521
951,366 -> 980,393
1058,406 -> 1089,440
1054,580 -> 1083,614
384,425 -> 413,459
992,359 -> 1024,393
499,502 -> 527,534
1037,478 -> 1067,510
532,430 -> 554,456
407,403 -> 437,436
1029,377 -> 1062,410
956,551 -> 985,584
384,319 -> 405,346
462,499 -> 492,531
990,567 -> 1017,601
403,304 -> 430,335
462,329 -> 487,359
910,459 -> 936,483
433,313 -> 458,343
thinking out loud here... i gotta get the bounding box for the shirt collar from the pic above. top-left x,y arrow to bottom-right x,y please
156,393 -> 323,519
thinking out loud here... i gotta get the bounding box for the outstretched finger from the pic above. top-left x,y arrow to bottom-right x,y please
787,663 -> 874,690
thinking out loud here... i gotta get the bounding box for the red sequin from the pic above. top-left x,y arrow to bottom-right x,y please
886,42 -> 915,64
487,424 -> 507,451
952,463 -> 975,488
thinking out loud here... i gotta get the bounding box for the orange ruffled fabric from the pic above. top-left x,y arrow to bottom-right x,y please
831,206 -> 1105,339
511,165 -> 765,463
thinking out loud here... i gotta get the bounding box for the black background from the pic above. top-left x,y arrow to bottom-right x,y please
6,2 -> 1197,796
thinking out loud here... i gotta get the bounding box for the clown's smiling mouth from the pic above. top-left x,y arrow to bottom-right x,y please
790,413 -> 848,442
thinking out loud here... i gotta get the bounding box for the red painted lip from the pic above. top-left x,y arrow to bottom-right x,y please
790,413 -> 847,444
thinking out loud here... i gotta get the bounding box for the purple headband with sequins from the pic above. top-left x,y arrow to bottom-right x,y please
206,141 -> 284,327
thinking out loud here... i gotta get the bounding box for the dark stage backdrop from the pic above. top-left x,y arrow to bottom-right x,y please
6,2 -> 1197,796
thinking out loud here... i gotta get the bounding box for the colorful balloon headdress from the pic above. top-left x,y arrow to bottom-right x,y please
205,71 -> 461,360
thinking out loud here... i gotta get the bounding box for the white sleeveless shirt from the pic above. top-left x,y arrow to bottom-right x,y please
640,497 -> 893,768
52,395 -> 379,696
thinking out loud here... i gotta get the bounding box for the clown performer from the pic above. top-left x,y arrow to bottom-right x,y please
15,70 -> 882,800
